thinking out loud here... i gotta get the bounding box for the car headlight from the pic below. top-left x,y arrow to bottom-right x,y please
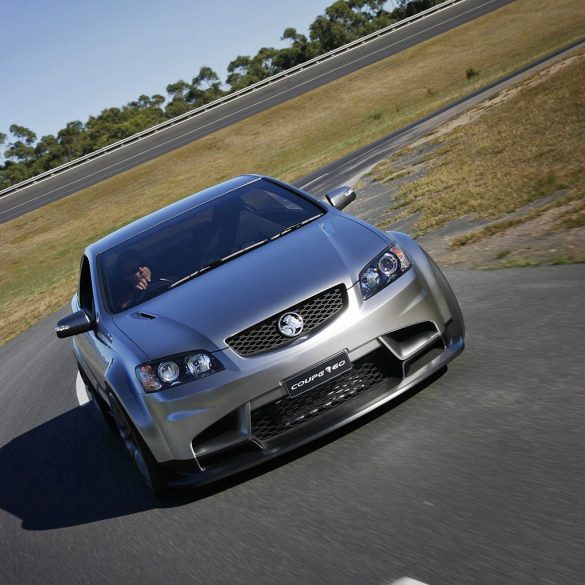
136,351 -> 224,393
359,243 -> 412,300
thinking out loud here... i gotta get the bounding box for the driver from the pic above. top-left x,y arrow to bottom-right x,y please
110,250 -> 158,311
116,249 -> 153,291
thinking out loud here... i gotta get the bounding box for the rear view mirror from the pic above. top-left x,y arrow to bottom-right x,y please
55,310 -> 94,338
325,186 -> 356,210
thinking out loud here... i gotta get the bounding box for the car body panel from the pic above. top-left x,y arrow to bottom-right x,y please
58,174 -> 465,490
139,265 -> 454,463
111,213 -> 387,358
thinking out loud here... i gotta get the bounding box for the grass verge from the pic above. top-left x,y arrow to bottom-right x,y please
1,0 -> 585,345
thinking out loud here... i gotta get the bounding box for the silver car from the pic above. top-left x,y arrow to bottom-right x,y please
56,175 -> 464,494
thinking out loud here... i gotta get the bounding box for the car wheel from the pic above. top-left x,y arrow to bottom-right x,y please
108,392 -> 168,496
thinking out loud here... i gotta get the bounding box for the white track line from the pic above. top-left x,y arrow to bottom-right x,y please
75,372 -> 91,406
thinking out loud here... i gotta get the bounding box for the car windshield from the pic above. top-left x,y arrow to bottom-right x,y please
100,179 -> 325,313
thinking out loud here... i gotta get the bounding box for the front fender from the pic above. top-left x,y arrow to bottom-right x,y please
388,231 -> 465,340
104,360 -> 175,463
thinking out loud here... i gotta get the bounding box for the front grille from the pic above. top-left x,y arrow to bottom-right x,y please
226,285 -> 346,356
251,348 -> 401,441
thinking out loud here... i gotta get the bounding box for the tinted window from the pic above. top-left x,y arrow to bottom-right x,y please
79,256 -> 94,317
100,179 -> 324,313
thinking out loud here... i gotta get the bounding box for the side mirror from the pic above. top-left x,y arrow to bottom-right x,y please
325,186 -> 356,210
55,310 -> 94,338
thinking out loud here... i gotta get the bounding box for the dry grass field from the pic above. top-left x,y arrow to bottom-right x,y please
371,49 -> 585,267
1,0 -> 584,344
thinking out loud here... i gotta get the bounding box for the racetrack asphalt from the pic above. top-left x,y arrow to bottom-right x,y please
0,0 -> 512,224
1,264 -> 584,585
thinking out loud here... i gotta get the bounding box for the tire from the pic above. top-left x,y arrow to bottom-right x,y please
108,392 -> 168,496
94,395 -> 118,434
92,390 -> 118,434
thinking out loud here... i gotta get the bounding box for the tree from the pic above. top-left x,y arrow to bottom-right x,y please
33,134 -> 64,172
165,97 -> 191,118
310,0 -> 394,52
4,124 -> 37,164
349,0 -> 390,18
275,28 -> 319,70
123,94 -> 167,130
165,80 -> 192,118
166,80 -> 190,100
128,94 -> 155,110
57,121 -> 89,160
193,66 -> 220,91
391,0 -> 439,19
227,49 -> 280,92
187,66 -> 224,105
9,124 -> 37,145
150,94 -> 166,108
85,107 -> 129,148
226,55 -> 253,91
0,159 -> 31,187
310,1 -> 361,52
121,106 -> 166,135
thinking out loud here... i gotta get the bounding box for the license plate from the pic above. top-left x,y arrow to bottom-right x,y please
283,351 -> 352,398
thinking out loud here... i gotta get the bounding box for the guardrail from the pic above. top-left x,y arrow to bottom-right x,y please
0,0 -> 465,198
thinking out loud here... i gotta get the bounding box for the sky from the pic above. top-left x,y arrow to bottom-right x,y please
0,0 -> 337,140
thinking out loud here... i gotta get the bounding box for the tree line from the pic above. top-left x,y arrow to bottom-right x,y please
0,0 -> 439,191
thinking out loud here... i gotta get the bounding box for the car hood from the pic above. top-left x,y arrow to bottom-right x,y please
112,214 -> 387,358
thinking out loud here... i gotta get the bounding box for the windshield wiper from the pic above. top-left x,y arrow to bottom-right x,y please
270,213 -> 323,241
170,265 -> 213,289
170,215 -> 322,290
170,238 -> 270,289
221,237 -> 271,261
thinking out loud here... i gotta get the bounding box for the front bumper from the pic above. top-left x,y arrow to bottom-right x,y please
136,259 -> 463,480
165,330 -> 463,488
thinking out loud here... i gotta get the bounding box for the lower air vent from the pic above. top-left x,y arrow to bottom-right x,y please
251,347 -> 401,442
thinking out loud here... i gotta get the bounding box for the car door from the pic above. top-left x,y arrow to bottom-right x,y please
74,255 -> 112,398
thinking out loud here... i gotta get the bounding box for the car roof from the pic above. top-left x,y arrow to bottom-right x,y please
92,174 -> 262,253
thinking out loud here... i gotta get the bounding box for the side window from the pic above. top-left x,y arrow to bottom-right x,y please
79,256 -> 95,318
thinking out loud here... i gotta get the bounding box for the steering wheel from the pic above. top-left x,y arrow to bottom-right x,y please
139,279 -> 172,301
